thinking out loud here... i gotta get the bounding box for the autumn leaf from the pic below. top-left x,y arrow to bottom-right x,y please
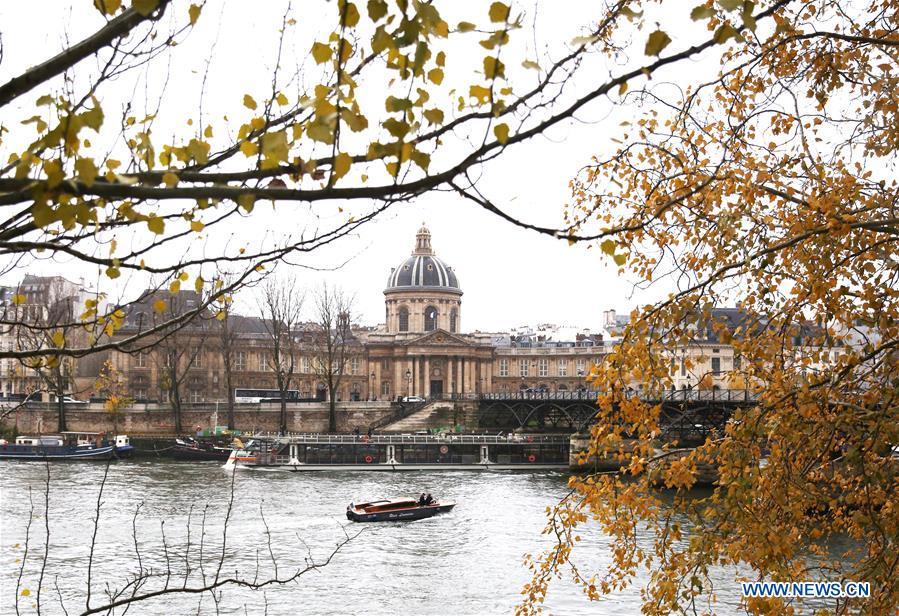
188,3 -> 201,25
494,123 -> 510,144
332,152 -> 352,181
146,216 -> 165,234
243,94 -> 257,110
131,0 -> 159,16
488,2 -> 510,22
645,30 -> 672,56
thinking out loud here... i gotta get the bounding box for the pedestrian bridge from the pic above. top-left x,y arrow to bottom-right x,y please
423,389 -> 760,442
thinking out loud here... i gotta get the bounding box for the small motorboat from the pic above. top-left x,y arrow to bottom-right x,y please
346,497 -> 455,522
171,437 -> 233,461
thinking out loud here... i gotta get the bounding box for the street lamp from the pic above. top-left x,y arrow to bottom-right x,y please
405,369 -> 412,398
370,371 -> 375,401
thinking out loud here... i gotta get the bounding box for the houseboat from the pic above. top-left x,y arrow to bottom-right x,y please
224,433 -> 570,472
0,432 -> 132,461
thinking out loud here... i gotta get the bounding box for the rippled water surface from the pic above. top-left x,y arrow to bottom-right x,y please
1,461 -> 751,615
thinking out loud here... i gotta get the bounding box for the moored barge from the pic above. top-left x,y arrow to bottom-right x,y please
225,433 -> 570,471
0,432 -> 133,461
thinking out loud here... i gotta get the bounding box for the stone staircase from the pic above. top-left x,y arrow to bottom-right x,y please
379,401 -> 458,433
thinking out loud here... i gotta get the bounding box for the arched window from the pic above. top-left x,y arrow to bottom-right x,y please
399,306 -> 409,332
449,309 -> 457,333
424,305 -> 438,331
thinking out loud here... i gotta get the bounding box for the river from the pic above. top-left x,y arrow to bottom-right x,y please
2,461 -> 758,614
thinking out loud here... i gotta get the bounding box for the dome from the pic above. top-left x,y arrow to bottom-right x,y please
385,224 -> 461,293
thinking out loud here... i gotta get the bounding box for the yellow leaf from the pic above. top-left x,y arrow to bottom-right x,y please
427,68 -> 444,85
162,171 -> 179,187
146,216 -> 165,234
521,60 -> 540,70
483,56 -> 505,79
93,0 -> 122,15
12,294 -> 26,306
645,30 -> 672,56
237,194 -> 256,213
204,125 -> 213,138
367,0 -> 388,21
488,2 -> 510,22
215,310 -> 226,321
457,21 -> 476,32
240,141 -> 258,157
20,589 -> 30,597
188,3 -> 201,25
342,2 -> 360,27
131,0 -> 159,17
194,276 -> 204,293
261,131 -> 289,163
243,94 -> 257,110
276,92 -> 289,106
618,81 -> 628,95
169,280 -> 181,294
51,330 -> 65,347
153,299 -> 167,313
333,152 -> 352,181
494,123 -> 510,144
43,160 -> 64,189
105,266 -> 121,279
191,220 -> 205,232
311,42 -> 333,64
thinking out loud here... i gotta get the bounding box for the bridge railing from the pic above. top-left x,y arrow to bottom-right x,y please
475,389 -> 759,403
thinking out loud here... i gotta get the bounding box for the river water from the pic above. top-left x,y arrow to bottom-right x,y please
2,461 -> 755,615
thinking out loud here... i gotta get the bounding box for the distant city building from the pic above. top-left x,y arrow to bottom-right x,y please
4,227 -> 810,404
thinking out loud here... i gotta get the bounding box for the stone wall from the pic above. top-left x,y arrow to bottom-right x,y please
2,402 -> 397,435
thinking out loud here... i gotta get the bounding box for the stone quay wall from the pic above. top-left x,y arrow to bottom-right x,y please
2,402 -> 397,436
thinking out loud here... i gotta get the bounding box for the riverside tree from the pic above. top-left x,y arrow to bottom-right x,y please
519,1 -> 899,615
1,0 -> 648,369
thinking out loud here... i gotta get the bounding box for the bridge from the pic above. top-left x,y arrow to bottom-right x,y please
381,389 -> 760,443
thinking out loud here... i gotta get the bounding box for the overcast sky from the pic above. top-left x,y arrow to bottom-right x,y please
1,1 -> 708,331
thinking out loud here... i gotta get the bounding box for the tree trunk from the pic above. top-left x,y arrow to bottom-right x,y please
56,371 -> 66,432
328,397 -> 337,433
279,398 -> 287,435
224,360 -> 235,429
171,369 -> 183,434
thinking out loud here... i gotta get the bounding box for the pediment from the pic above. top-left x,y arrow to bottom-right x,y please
407,329 -> 472,347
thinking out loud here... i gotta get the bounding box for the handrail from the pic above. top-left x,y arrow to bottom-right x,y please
246,432 -> 571,445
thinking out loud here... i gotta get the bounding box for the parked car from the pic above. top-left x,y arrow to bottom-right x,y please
60,396 -> 87,404
402,395 -> 425,403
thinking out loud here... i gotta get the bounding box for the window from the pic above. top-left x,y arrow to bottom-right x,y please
351,357 -> 360,375
499,359 -> 509,377
303,356 -> 311,373
165,351 -> 176,368
538,358 -> 548,377
557,359 -> 567,376
711,357 -> 721,374
399,307 -> 409,332
424,306 -> 438,331
133,388 -> 147,400
576,359 -> 586,376
189,390 -> 202,403
258,353 -> 269,371
381,358 -> 390,371
450,309 -> 457,333
381,380 -> 390,396
235,351 -> 246,371
519,359 -> 529,377
680,358 -> 686,376
135,352 -> 148,368
191,352 -> 203,369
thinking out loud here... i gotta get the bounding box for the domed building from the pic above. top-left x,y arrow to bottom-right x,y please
364,224 -> 495,399
384,225 -> 462,334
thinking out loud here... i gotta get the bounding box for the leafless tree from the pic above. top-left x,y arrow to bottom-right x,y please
310,283 -> 355,432
12,460 -> 359,615
258,276 -> 304,434
211,279 -> 241,430
148,293 -> 209,435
